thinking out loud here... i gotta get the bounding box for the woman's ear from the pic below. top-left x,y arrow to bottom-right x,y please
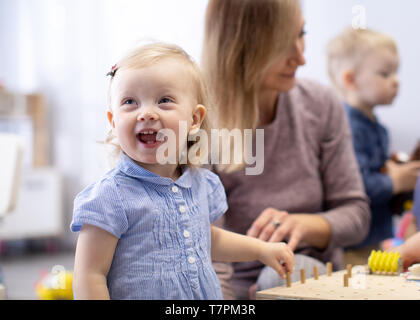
107,110 -> 115,129
342,69 -> 357,91
189,104 -> 206,135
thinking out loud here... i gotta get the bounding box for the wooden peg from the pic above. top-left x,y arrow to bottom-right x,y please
314,266 -> 319,280
347,264 -> 352,278
286,272 -> 292,287
326,262 -> 332,276
343,274 -> 349,287
300,269 -> 305,284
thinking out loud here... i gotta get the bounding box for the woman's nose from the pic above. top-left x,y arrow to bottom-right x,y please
289,38 -> 306,67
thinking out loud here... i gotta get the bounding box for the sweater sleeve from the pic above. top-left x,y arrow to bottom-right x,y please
318,93 -> 371,250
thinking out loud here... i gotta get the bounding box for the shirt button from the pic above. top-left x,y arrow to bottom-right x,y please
179,205 -> 186,213
183,230 -> 190,238
188,256 -> 196,264
171,186 -> 179,193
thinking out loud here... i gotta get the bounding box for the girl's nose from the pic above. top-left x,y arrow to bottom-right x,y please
137,111 -> 158,122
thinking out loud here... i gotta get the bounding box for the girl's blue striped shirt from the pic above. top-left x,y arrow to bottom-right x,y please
71,152 -> 227,299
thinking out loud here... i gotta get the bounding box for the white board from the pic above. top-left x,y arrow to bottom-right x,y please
0,168 -> 63,240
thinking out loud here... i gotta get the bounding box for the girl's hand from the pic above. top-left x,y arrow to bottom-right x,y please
257,241 -> 294,279
246,208 -> 307,251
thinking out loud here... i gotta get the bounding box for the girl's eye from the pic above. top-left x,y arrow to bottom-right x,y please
299,29 -> 307,38
379,72 -> 390,78
123,99 -> 137,105
159,97 -> 173,104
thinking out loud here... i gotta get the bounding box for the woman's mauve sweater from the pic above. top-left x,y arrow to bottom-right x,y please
213,79 -> 370,299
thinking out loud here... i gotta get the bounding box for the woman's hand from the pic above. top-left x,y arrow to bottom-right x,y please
246,208 -> 304,251
246,208 -> 331,251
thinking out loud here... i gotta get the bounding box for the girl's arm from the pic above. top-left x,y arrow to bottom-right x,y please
73,224 -> 118,299
211,226 -> 294,278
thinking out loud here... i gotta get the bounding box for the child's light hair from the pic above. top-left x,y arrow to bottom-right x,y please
104,42 -> 212,168
201,0 -> 301,173
327,27 -> 398,93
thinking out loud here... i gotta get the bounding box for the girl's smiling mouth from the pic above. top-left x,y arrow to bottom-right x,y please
137,129 -> 160,147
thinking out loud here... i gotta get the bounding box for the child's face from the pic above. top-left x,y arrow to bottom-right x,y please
353,49 -> 399,107
107,58 -> 205,166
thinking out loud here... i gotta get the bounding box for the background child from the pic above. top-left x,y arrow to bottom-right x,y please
70,43 -> 294,300
327,27 -> 420,251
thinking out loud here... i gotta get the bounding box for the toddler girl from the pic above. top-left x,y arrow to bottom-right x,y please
71,43 -> 294,299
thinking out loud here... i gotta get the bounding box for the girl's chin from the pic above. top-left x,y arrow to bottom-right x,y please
133,156 -> 159,165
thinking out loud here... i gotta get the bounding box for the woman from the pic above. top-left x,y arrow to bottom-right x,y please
202,0 -> 370,299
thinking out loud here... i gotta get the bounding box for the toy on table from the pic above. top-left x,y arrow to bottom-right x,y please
35,270 -> 74,300
367,250 -> 402,275
407,264 -> 420,281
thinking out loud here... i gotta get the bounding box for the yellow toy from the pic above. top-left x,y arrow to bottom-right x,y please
368,250 -> 402,275
35,270 -> 74,300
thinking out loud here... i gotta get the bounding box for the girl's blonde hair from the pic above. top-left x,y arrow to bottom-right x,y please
201,0 -> 300,172
105,42 -> 212,168
327,27 -> 398,93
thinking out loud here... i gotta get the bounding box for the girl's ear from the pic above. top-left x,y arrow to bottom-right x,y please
342,69 -> 357,91
189,104 -> 206,135
107,110 -> 115,129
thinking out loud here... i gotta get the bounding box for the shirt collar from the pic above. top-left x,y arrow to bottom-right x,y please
344,103 -> 379,125
117,152 -> 192,188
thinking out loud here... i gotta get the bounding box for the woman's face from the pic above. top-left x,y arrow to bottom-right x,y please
260,10 -> 306,92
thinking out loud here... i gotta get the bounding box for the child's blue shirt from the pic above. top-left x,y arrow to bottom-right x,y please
344,104 -> 394,246
71,152 -> 227,300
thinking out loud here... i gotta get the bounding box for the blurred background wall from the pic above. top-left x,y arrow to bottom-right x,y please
0,0 -> 419,250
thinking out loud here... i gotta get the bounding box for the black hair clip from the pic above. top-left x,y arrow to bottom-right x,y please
106,64 -> 118,77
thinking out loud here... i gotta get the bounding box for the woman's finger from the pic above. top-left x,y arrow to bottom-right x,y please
259,211 -> 288,241
258,222 -> 278,241
268,217 -> 293,243
246,208 -> 274,237
287,229 -> 302,251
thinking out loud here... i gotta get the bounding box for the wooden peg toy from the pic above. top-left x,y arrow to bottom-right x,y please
343,274 -> 349,287
286,272 -> 291,287
347,264 -> 352,278
326,262 -> 332,276
314,266 -> 319,280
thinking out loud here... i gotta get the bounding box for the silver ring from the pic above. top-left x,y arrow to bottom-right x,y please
272,220 -> 281,228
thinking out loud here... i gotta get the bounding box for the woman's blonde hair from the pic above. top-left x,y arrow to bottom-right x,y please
327,27 -> 398,93
105,42 -> 212,168
201,0 -> 300,172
